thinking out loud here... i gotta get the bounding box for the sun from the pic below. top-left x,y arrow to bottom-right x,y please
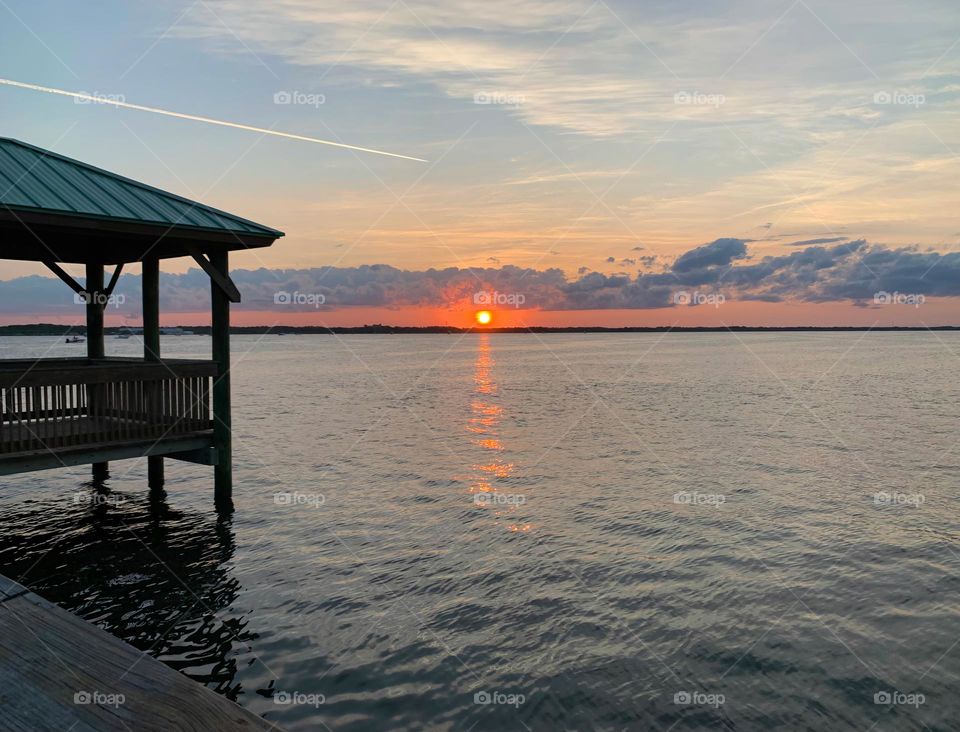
475,310 -> 493,326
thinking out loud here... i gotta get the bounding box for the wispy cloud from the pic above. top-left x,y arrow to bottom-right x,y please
177,0 -> 960,137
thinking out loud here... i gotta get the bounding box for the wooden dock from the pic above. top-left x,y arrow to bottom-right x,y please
0,574 -> 278,731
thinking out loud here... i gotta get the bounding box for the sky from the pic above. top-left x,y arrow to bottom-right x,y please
1,0 -> 959,327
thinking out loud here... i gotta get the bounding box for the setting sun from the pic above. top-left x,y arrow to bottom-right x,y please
475,310 -> 493,325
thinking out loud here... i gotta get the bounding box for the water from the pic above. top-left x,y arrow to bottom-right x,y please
1,332 -> 959,731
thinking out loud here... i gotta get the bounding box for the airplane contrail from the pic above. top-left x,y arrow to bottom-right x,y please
0,78 -> 427,162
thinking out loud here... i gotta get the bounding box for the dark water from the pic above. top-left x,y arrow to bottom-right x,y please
2,333 -> 959,731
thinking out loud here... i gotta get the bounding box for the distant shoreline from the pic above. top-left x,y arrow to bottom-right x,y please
2,324 -> 959,336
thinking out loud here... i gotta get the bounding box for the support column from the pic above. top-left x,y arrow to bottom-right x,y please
86,263 -> 108,482
210,250 -> 232,508
142,257 -> 164,490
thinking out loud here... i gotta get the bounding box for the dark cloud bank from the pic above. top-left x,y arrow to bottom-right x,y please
2,239 -> 958,314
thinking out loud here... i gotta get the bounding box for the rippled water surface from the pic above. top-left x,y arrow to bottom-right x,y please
2,332 -> 960,731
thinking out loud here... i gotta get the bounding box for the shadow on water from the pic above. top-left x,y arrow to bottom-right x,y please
0,476 -> 260,702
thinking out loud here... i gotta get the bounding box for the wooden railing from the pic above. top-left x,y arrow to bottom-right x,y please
0,358 -> 218,455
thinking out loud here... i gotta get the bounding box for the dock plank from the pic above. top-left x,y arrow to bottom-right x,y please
0,577 -> 279,731
0,574 -> 27,600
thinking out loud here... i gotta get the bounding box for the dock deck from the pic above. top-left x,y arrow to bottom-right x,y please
0,574 -> 277,731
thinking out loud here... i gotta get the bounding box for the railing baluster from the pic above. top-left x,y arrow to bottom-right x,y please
12,387 -> 18,452
17,387 -> 25,452
179,377 -> 185,434
72,384 -> 78,446
180,377 -> 187,434
125,381 -> 130,441
173,377 -> 179,435
136,380 -> 143,440
192,376 -> 198,432
119,381 -> 125,441
119,380 -> 125,441
11,388 -> 17,452
30,386 -> 38,452
0,388 -> 5,453
60,384 -> 67,449
52,385 -> 58,449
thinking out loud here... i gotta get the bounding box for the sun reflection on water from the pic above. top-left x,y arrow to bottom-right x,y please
465,334 -> 532,531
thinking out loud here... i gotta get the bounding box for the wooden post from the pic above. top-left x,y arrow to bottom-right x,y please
142,258 -> 164,490
85,264 -> 105,358
210,250 -> 232,508
86,263 -> 108,481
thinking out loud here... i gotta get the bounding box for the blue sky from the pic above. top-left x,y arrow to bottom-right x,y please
1,0 -> 959,324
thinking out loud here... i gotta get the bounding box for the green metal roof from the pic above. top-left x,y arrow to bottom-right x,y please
0,137 -> 283,239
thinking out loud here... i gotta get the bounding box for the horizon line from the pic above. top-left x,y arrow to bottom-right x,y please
3,324 -> 960,334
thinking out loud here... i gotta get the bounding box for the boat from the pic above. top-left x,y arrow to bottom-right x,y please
65,336 -> 85,343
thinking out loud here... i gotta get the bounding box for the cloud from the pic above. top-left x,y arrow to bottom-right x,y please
787,236 -> 849,246
176,0 -> 960,140
671,238 -> 748,273
3,239 -> 959,315
157,0 -> 960,266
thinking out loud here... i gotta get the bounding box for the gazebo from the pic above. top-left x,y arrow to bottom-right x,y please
0,137 -> 284,507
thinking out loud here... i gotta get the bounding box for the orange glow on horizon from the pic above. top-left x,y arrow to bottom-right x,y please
40,297 -> 960,331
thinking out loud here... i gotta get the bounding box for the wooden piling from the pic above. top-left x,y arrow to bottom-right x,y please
85,263 -> 108,481
142,258 -> 164,490
210,250 -> 232,508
